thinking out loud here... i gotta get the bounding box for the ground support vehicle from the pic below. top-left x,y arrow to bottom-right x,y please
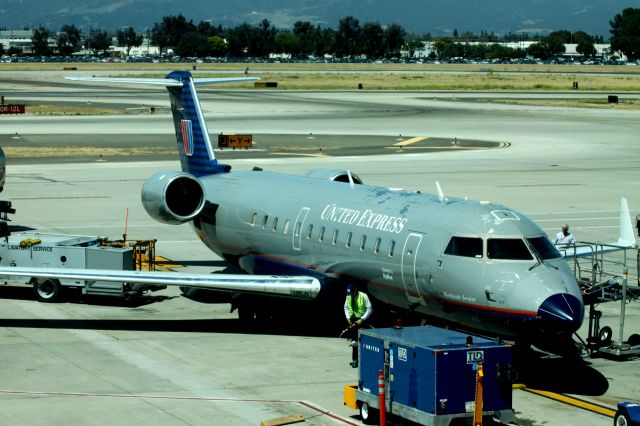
0,232 -> 164,301
344,325 -> 514,425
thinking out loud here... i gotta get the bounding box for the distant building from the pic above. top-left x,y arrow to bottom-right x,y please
413,41 -> 618,60
110,38 -> 160,57
0,30 -> 36,52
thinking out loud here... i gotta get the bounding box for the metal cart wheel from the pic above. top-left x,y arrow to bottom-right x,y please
614,412 -> 630,426
599,326 -> 613,345
359,402 -> 379,425
33,278 -> 63,303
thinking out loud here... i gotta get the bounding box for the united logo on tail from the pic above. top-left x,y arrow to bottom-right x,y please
181,119 -> 194,156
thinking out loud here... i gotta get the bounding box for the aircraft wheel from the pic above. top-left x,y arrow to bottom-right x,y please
627,333 -> 640,347
614,411 -> 630,426
359,402 -> 378,425
599,326 -> 613,346
33,278 -> 63,303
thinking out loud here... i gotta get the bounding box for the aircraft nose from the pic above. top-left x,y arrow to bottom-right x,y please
537,293 -> 584,335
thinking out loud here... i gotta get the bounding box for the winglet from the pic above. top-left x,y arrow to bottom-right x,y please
618,197 -> 637,247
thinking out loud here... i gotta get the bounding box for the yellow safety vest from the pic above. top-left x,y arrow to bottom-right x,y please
345,293 -> 367,318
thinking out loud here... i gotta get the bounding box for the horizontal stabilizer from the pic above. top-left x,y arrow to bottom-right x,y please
64,76 -> 259,87
0,267 -> 321,300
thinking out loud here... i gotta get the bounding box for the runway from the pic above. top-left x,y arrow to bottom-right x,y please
0,80 -> 639,425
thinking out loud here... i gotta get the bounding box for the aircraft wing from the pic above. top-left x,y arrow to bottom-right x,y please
557,197 -> 637,260
0,266 -> 320,300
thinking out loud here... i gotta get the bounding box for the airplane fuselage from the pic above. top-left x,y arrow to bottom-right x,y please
190,169 -> 583,341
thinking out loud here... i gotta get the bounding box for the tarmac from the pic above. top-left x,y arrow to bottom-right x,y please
0,77 -> 639,425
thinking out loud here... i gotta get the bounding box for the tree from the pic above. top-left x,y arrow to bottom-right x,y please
116,27 -> 143,56
384,23 -> 405,57
527,35 -> 565,59
609,7 -> 640,60
225,23 -> 251,57
314,26 -> 335,57
433,38 -> 451,58
197,21 -> 223,37
150,22 -> 168,54
175,31 -> 209,57
361,22 -> 384,58
32,26 -> 52,55
335,16 -> 361,57
57,24 -> 81,56
151,14 -> 196,54
0,43 -> 4,57
548,30 -> 572,44
573,31 -> 596,57
293,21 -> 315,57
87,30 -> 111,55
274,31 -> 300,56
247,19 -> 276,57
207,36 -> 227,57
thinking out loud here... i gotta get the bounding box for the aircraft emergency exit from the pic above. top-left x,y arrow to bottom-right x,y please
0,71 -> 636,350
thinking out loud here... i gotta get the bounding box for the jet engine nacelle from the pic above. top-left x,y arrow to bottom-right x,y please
305,168 -> 364,184
141,171 -> 205,225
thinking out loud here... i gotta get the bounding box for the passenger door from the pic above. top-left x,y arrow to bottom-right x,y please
292,207 -> 310,251
401,232 -> 426,305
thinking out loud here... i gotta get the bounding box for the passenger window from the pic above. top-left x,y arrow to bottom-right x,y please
374,238 -> 381,254
272,217 -> 278,232
360,235 -> 367,251
262,215 -> 269,229
332,229 -> 338,245
346,232 -> 352,248
444,236 -> 483,258
487,238 -> 533,260
294,222 -> 302,238
251,213 -> 257,227
283,220 -> 290,235
319,226 -> 325,242
306,224 -> 313,239
388,240 -> 396,257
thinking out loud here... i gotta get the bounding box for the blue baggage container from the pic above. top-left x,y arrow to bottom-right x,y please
356,326 -> 514,425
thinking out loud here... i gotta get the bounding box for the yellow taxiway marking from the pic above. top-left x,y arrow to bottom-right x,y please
270,152 -> 329,157
393,136 -> 427,147
520,387 -> 616,418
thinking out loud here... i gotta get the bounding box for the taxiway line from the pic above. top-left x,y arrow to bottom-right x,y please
393,136 -> 427,146
522,387 -> 616,418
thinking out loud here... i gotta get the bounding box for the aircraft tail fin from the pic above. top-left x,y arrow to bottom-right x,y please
65,72 -> 259,177
165,71 -> 259,176
617,197 -> 636,247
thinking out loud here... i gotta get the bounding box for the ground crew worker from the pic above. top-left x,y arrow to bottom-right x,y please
554,224 -> 576,248
343,284 -> 372,368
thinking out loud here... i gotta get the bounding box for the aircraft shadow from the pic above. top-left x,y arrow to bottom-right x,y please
0,286 -> 341,337
517,351 -> 609,396
0,316 -> 341,338
8,225 -> 36,232
157,259 -> 232,268
0,285 -> 174,308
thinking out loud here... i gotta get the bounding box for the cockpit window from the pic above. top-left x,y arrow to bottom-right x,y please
487,238 -> 533,260
444,236 -> 483,258
527,236 -> 561,260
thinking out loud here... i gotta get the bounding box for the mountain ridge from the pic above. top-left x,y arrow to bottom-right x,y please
0,0 -> 634,37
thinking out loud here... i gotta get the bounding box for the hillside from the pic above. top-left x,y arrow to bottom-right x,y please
0,0 -> 632,36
